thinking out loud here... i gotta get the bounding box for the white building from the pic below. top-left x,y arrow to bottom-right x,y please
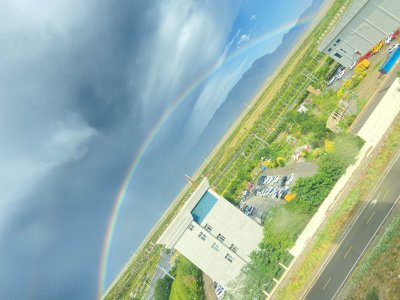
157,178 -> 263,287
318,0 -> 400,67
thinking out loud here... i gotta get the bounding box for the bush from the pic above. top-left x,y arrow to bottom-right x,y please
170,256 -> 204,300
154,275 -> 173,300
276,157 -> 286,167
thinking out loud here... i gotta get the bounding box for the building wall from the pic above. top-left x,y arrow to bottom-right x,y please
157,179 -> 209,248
174,190 -> 263,287
158,179 -> 263,287
201,189 -> 263,260
175,221 -> 246,287
319,0 -> 400,67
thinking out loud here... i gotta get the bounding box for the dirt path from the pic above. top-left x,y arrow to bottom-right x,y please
202,273 -> 217,300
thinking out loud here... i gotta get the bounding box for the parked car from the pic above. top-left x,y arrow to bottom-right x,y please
388,44 -> 400,54
349,60 -> 357,70
385,32 -> 394,44
327,76 -> 336,86
287,173 -> 295,184
336,69 -> 345,79
244,205 -> 255,216
215,284 -> 225,299
280,175 -> 288,187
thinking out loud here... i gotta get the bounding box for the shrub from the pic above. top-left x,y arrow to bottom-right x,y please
170,256 -> 204,300
325,140 -> 334,153
276,157 -> 286,167
343,79 -> 352,89
154,276 -> 173,300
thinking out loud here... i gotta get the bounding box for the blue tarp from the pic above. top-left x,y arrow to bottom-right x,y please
380,47 -> 400,74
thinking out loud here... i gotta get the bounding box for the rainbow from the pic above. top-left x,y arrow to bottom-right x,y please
97,14 -> 314,298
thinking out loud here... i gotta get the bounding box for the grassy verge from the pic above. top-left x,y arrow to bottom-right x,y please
275,118 -> 400,300
342,214 -> 400,299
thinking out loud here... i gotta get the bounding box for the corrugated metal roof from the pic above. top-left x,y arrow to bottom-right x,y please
318,0 -> 369,51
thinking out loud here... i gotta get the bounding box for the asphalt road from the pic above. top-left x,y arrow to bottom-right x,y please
144,250 -> 172,300
304,151 -> 400,300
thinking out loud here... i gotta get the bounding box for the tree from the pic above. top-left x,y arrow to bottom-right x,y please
154,276 -> 173,300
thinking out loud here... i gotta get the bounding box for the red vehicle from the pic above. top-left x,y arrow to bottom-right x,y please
392,28 -> 400,40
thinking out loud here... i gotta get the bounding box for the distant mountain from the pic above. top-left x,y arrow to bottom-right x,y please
190,0 -> 326,158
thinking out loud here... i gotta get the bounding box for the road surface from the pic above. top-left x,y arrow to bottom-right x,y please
144,250 -> 173,300
304,151 -> 400,300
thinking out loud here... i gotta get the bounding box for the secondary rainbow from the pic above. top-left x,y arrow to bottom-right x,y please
98,14 -> 314,298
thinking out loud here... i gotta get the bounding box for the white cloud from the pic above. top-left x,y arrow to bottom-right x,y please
0,121 -> 96,230
237,33 -> 252,46
0,0 -> 98,232
216,29 -> 241,69
250,14 -> 257,21
136,0 -> 241,123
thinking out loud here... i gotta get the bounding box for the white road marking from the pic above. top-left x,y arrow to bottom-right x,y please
366,211 -> 375,224
302,152 -> 400,300
344,246 -> 352,259
331,194 -> 400,300
323,278 -> 331,291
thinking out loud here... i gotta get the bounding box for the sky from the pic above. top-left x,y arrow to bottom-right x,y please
0,0 -> 318,299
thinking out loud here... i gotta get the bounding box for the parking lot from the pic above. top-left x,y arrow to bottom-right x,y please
238,161 -> 318,224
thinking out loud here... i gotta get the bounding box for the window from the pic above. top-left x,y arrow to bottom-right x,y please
334,52 -> 342,58
204,224 -> 213,232
211,243 -> 220,252
340,48 -> 347,54
225,253 -> 233,263
229,244 -> 238,253
188,224 -> 194,231
336,38 -> 341,43
198,232 -> 207,241
217,234 -> 225,242
327,47 -> 332,52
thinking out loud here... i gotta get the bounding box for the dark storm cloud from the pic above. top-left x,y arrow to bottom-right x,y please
0,0 -> 241,299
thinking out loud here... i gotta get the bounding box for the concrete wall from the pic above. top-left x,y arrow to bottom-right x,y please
319,0 -> 400,67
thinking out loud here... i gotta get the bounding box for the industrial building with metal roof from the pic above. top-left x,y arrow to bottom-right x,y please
318,0 -> 400,67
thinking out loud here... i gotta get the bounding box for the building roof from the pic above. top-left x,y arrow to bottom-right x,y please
318,0 -> 369,51
157,178 -> 210,248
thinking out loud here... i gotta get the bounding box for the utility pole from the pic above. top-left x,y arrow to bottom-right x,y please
157,265 -> 175,280
184,174 -> 197,186
253,133 -> 269,146
302,69 -> 318,83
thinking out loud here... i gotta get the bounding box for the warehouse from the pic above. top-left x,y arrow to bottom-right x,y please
157,178 -> 263,288
318,0 -> 400,67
